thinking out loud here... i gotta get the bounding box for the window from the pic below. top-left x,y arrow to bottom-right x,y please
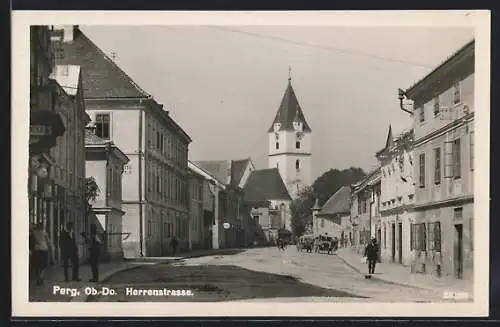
410,223 -> 426,251
452,138 -> 461,179
296,159 -> 300,171
453,81 -> 461,104
147,220 -> 152,237
454,207 -> 463,220
95,113 -> 110,139
383,225 -> 386,249
419,106 -> 425,123
320,219 -> 325,228
156,131 -> 163,152
419,153 -> 425,188
428,222 -> 441,251
276,142 -> 279,150
470,131 -> 474,171
434,148 -> 441,184
296,141 -> 300,149
433,96 -> 440,116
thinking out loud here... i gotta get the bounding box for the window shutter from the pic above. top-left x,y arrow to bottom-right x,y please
444,141 -> 454,178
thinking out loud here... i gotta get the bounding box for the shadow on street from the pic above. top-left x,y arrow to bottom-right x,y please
88,264 -> 368,302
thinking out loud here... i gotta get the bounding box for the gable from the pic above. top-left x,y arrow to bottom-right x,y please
56,27 -> 150,99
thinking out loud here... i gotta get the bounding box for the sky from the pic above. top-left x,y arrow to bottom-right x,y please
80,25 -> 474,181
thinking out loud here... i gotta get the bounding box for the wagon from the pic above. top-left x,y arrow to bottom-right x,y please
297,234 -> 314,253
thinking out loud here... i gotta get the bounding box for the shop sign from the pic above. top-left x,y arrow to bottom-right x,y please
30,124 -> 52,137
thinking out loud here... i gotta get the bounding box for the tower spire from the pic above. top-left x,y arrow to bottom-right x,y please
288,66 -> 292,82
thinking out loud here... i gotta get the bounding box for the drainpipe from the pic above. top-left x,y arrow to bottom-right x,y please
398,88 -> 413,115
138,100 -> 144,257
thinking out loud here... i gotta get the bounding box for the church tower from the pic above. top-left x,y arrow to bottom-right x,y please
268,72 -> 312,200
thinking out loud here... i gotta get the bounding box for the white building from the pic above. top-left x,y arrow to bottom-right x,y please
85,129 -> 129,260
268,76 -> 312,200
57,26 -> 192,258
376,126 -> 415,266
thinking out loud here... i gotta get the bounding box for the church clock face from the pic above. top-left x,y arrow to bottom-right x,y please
275,132 -> 279,140
296,131 -> 303,140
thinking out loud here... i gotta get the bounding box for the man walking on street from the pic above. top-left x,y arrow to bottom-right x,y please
60,222 -> 81,282
170,236 -> 178,255
364,237 -> 379,275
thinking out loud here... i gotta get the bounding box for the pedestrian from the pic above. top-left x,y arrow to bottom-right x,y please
364,237 -> 379,275
59,221 -> 81,282
170,236 -> 178,255
86,224 -> 102,282
29,222 -> 53,285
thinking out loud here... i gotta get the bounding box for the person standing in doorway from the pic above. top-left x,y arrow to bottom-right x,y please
60,221 -> 81,281
29,222 -> 53,285
170,236 -> 178,255
364,237 -> 379,275
87,224 -> 102,282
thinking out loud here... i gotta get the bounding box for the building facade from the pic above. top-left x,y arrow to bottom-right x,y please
55,26 -> 192,258
376,127 -> 415,266
350,168 -> 381,254
314,186 -> 352,242
85,129 -> 129,260
403,40 -> 475,279
243,168 -> 292,244
48,62 -> 88,262
188,167 -> 205,250
188,160 -> 224,250
268,77 -> 313,200
29,25 -> 68,265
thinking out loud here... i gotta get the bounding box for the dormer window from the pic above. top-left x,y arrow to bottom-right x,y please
273,122 -> 281,132
293,121 -> 303,132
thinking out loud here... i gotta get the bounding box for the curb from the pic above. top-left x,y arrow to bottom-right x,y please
334,253 -> 434,292
70,263 -> 142,302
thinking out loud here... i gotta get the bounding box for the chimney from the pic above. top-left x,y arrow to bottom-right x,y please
63,25 -> 74,42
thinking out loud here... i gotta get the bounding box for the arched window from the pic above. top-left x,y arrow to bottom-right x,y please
276,142 -> 279,150
296,141 -> 300,149
296,159 -> 300,170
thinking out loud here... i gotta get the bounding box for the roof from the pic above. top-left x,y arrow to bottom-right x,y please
55,27 -> 150,99
230,158 -> 251,187
187,161 -> 226,189
84,129 -> 109,145
318,186 -> 351,217
405,39 -> 475,103
193,160 -> 231,185
268,79 -> 312,133
85,129 -> 129,163
243,168 -> 292,202
352,167 -> 381,192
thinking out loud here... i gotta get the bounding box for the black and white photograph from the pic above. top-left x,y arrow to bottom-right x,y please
12,10 -> 490,317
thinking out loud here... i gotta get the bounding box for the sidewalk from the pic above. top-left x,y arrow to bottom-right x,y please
123,248 -> 248,263
335,248 -> 473,297
29,260 -> 140,302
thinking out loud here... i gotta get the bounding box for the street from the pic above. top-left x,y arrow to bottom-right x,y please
88,247 -> 442,303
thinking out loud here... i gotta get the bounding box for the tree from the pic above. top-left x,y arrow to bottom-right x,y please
290,167 -> 366,237
85,176 -> 100,204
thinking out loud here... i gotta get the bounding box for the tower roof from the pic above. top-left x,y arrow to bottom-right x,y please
268,80 -> 312,133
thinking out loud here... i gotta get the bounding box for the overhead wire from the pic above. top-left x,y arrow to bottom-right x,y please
203,26 -> 435,69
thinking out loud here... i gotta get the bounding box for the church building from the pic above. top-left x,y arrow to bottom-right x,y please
268,74 -> 313,200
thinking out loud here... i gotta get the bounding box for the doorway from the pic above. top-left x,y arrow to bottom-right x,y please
376,228 -> 382,262
391,223 -> 396,263
454,224 -> 464,279
398,223 -> 403,264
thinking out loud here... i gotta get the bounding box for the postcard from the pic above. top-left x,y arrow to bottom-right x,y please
12,10 -> 490,317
